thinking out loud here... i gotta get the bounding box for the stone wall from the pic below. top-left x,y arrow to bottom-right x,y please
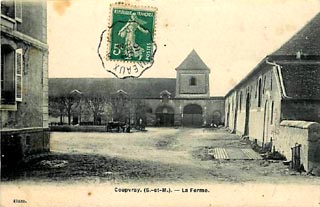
1,1 -> 48,129
17,2 -> 47,43
274,121 -> 320,173
1,128 -> 50,167
179,74 -> 207,94
176,69 -> 210,98
141,98 -> 224,126
1,41 -> 47,129
49,97 -> 225,127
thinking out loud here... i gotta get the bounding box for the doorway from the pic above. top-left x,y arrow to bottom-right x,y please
244,93 -> 250,136
155,106 -> 174,126
262,100 -> 269,146
183,104 -> 203,127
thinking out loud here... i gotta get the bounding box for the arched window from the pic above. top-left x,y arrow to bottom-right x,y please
190,77 -> 196,86
257,78 -> 262,107
270,101 -> 274,124
239,91 -> 243,111
262,76 -> 266,94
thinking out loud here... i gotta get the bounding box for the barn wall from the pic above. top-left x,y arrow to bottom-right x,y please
225,63 -> 282,146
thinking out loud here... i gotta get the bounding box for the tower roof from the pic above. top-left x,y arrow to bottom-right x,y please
176,49 -> 210,70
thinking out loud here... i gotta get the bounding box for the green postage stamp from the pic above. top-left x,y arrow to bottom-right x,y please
97,3 -> 157,78
109,6 -> 156,62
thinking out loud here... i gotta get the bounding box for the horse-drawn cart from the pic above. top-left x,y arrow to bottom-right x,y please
106,121 -> 130,133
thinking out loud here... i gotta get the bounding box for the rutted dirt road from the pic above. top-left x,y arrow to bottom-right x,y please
2,128 -> 320,184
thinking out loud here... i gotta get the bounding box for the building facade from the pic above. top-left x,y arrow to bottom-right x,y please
1,1 -> 49,167
225,13 -> 320,173
49,50 -> 225,128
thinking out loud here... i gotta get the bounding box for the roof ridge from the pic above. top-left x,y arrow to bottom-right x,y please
49,78 -> 177,99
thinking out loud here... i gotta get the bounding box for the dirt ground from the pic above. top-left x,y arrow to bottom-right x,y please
2,128 -> 320,184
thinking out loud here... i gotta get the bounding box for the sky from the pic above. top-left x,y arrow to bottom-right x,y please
47,0 -> 320,96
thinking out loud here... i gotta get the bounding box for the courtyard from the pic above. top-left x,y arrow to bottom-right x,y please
2,127 -> 320,185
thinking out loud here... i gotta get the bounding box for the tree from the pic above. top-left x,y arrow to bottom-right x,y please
134,99 -> 149,122
49,90 -> 82,125
110,90 -> 131,122
63,94 -> 81,125
85,95 -> 109,125
49,97 -> 66,125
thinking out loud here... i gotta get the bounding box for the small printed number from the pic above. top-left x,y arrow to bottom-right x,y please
112,44 -> 122,56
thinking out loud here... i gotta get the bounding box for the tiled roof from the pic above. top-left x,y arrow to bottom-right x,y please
226,13 -> 320,98
272,13 -> 320,56
49,78 -> 176,99
176,49 -> 210,70
279,63 -> 320,99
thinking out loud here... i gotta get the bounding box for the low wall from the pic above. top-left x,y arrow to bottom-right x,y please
1,127 -> 50,167
274,120 -> 320,173
50,125 -> 108,132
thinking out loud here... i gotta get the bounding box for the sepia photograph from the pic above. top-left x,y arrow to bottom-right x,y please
1,0 -> 320,206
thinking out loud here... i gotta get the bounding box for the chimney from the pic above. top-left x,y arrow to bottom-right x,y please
296,50 -> 302,60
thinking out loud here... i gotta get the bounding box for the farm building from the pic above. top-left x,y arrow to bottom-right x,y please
225,13 -> 320,173
49,50 -> 225,128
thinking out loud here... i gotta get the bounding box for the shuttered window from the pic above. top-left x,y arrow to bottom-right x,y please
15,0 -> 22,22
15,48 -> 23,101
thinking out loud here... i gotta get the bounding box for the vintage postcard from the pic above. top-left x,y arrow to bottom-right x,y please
1,0 -> 320,206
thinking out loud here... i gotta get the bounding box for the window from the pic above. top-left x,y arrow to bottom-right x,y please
231,98 -> 234,111
26,135 -> 31,146
1,45 -> 15,105
146,108 -> 152,113
262,76 -> 266,94
270,101 -> 274,124
1,0 -> 22,21
255,81 -> 258,98
1,52 -> 4,94
162,107 -> 168,113
162,95 -> 169,103
160,90 -> 171,103
1,0 -> 15,18
239,91 -> 242,111
190,77 -> 196,86
1,45 -> 23,107
257,78 -> 262,107
270,74 -> 273,91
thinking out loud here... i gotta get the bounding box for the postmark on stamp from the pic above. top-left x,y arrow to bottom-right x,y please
98,3 -> 157,78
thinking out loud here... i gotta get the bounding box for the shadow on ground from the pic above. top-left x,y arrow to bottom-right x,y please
1,152 -> 206,183
2,151 -> 317,184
